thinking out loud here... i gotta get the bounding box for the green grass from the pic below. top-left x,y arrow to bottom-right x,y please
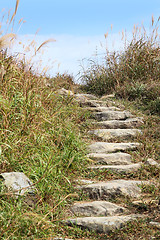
0,2 -> 160,239
1,48 -> 160,240
0,49 -> 92,239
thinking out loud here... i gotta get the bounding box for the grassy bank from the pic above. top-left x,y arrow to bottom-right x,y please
0,49 -> 92,238
80,17 -> 160,116
0,2 -> 160,239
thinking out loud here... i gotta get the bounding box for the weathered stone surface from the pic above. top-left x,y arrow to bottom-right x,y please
57,88 -> 74,96
149,221 -> 160,229
88,142 -> 140,154
79,100 -> 101,108
81,179 -> 146,199
66,214 -> 144,233
89,129 -> 142,141
79,99 -> 114,108
145,158 -> 159,166
86,106 -> 121,112
94,118 -> 144,129
76,179 -> 95,185
100,94 -> 115,99
71,201 -> 127,217
87,152 -> 132,165
92,111 -> 133,121
88,163 -> 142,173
0,172 -> 35,196
75,93 -> 98,100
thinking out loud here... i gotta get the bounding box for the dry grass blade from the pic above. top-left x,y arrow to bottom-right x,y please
152,15 -> 154,26
0,33 -> 16,49
34,38 -> 56,55
9,0 -> 20,24
38,193 -> 79,226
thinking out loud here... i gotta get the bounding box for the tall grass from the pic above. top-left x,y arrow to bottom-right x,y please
0,2 -> 90,238
0,1 -> 160,239
0,42 -> 90,239
80,17 -> 160,115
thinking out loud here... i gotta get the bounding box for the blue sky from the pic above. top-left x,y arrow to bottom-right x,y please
1,0 -> 160,79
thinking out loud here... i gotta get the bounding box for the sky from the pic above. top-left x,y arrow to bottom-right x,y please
1,0 -> 160,80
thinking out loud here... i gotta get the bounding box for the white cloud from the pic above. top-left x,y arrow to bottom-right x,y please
11,32 -> 127,81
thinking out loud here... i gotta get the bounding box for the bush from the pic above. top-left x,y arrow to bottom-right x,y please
80,18 -> 160,115
80,64 -> 116,96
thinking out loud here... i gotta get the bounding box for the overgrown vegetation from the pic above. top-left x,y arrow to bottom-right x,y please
0,1 -> 160,239
81,17 -> 160,115
0,2 -> 90,238
0,47 -> 92,239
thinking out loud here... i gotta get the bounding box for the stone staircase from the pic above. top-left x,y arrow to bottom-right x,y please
63,91 -> 156,234
1,88 -> 159,238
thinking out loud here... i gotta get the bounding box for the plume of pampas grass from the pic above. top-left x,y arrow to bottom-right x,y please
34,38 -> 56,55
9,0 -> 20,24
0,33 -> 16,49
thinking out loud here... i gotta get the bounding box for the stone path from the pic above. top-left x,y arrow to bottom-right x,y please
1,89 -> 159,238
64,91 -> 153,234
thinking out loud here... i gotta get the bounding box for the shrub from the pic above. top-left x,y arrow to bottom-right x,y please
80,18 -> 160,115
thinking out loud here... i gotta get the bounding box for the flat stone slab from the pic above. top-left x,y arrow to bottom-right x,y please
94,118 -> 144,129
145,158 -> 160,166
101,94 -> 115,99
89,129 -> 142,141
86,106 -> 121,112
75,93 -> 98,100
57,88 -> 74,96
88,142 -> 140,154
71,201 -> 127,217
65,214 -> 144,233
88,163 -> 142,173
79,99 -> 114,108
0,172 -> 35,196
149,221 -> 160,229
76,179 -> 95,185
81,179 -> 147,199
79,100 -> 101,108
87,152 -> 132,165
92,111 -> 133,121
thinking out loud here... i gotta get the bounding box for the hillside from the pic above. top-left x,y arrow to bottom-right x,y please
0,53 -> 160,239
0,2 -> 160,239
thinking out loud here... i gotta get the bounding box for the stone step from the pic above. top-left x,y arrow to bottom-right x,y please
75,93 -> 98,101
79,100 -> 101,108
57,88 -> 74,96
86,106 -> 121,112
89,129 -> 142,141
78,99 -> 115,108
100,94 -> 115,99
149,221 -> 160,229
92,111 -> 133,121
65,214 -> 144,233
0,172 -> 35,196
94,118 -> 144,129
88,142 -> 140,154
71,201 -> 127,217
87,152 -> 132,165
80,179 -> 147,200
88,163 -> 142,174
145,158 -> 160,166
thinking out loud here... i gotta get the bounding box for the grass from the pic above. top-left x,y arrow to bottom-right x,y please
0,1 -> 160,239
80,17 -> 160,116
0,48 -> 91,239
